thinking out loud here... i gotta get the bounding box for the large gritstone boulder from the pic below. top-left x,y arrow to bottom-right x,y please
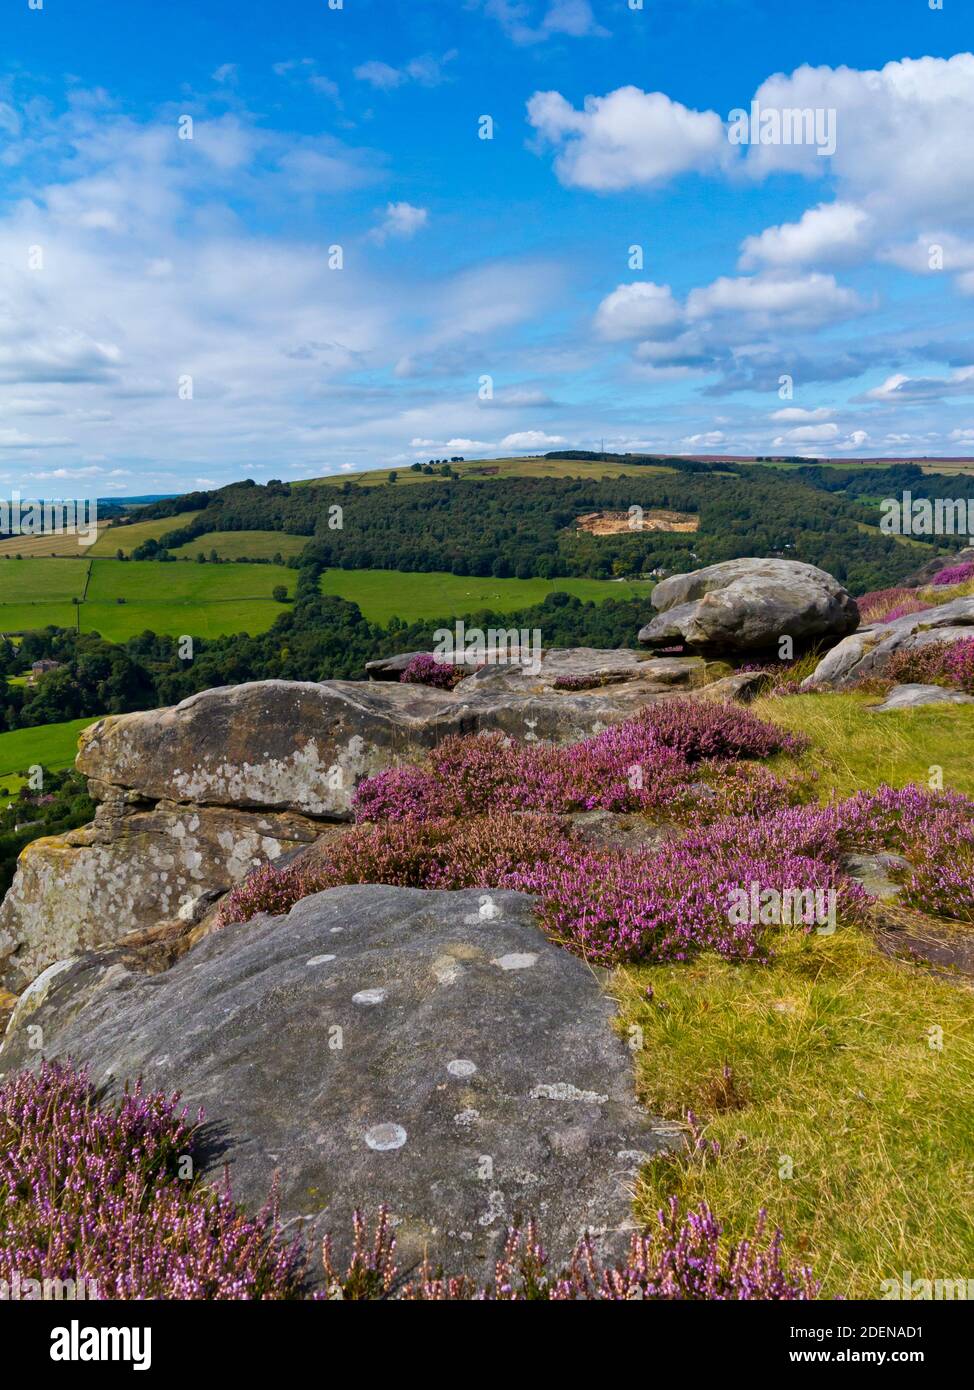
639,558 -> 859,654
0,653 -> 733,991
0,885 -> 675,1284
804,598 -> 974,689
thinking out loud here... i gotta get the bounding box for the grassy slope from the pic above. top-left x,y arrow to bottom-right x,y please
318,567 -> 651,624
0,716 -> 99,781
170,531 -> 309,560
756,691 -> 974,799
298,455 -> 685,487
89,512 -> 203,556
614,692 -> 974,1297
0,528 -> 107,558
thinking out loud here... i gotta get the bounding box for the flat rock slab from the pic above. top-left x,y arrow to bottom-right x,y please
0,885 -> 673,1285
868,683 -> 974,712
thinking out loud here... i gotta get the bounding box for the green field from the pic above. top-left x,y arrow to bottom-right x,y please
0,556 -> 649,639
170,531 -> 310,561
318,568 -> 652,623
79,559 -> 296,640
90,512 -> 204,556
0,559 -> 86,634
0,716 -> 98,783
300,454 -> 684,488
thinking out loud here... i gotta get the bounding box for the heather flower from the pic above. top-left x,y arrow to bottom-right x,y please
0,1062 -> 304,1299
399,653 -> 464,690
856,587 -> 932,625
931,561 -> 974,587
0,1065 -> 819,1300
883,638 -> 974,694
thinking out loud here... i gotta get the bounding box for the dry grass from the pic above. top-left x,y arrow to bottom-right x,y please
615,924 -> 974,1297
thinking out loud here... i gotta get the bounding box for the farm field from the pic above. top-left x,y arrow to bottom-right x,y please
80,559 -> 296,640
0,558 -> 86,634
0,556 -> 650,638
170,531 -> 310,561
90,512 -> 204,556
0,525 -> 108,557
0,558 -> 294,641
300,455 -> 684,488
318,567 -> 652,623
0,716 -> 99,783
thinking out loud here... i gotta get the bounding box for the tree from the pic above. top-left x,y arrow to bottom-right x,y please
272,585 -> 289,603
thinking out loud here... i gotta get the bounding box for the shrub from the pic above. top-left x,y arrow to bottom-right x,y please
353,701 -> 805,823
322,1201 -> 819,1301
399,653 -> 464,690
856,587 -> 932,625
0,1063 -> 817,1301
884,638 -> 974,693
0,1062 -> 303,1299
931,561 -> 974,587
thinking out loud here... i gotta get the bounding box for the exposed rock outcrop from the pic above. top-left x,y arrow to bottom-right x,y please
0,650 -> 726,990
804,598 -> 974,689
639,558 -> 859,654
867,683 -> 974,712
75,663 -> 711,820
0,800 -> 322,994
0,885 -> 675,1284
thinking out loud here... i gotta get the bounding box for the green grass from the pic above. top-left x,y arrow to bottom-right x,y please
76,559 -> 296,640
608,690 -> 974,1296
170,531 -> 310,561
1,555 -> 652,637
318,567 -> 652,623
0,716 -> 100,781
299,455 -> 683,488
0,559 -> 88,635
616,925 -> 974,1298
0,559 -> 87,602
756,691 -> 974,799
89,513 -> 203,556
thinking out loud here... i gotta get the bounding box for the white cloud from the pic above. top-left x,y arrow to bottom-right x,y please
527,86 -> 729,191
740,55 -> 974,225
272,59 -> 340,103
772,423 -> 840,444
594,282 -> 682,341
740,202 -> 872,269
686,272 -> 862,329
368,201 -> 429,243
865,368 -> 974,403
480,0 -> 609,46
354,53 -> 455,90
770,406 -> 834,422
682,431 -> 726,447
499,430 -> 567,449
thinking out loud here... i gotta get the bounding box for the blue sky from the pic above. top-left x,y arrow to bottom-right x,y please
2,0 -> 973,494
